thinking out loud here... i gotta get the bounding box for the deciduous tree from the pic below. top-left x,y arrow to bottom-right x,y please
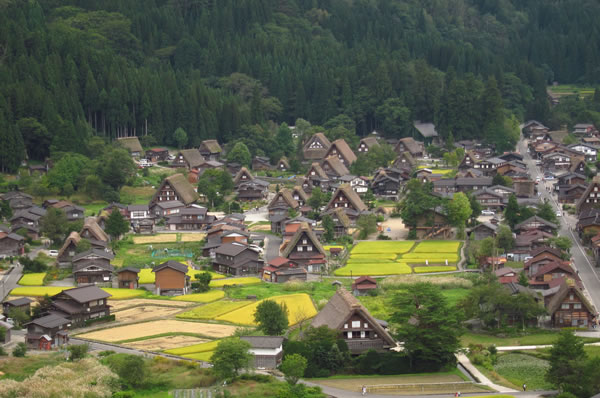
254,299 -> 289,335
211,337 -> 253,380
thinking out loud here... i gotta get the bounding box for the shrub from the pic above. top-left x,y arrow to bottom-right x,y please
67,343 -> 89,361
84,314 -> 115,326
0,347 -> 7,356
12,343 -> 27,357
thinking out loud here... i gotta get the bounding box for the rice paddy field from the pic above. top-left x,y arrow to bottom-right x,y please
215,293 -> 317,326
114,306 -> 183,323
133,235 -> 177,244
18,273 -> 46,286
77,320 -> 238,342
412,241 -> 461,253
351,241 -> 415,254
176,300 -> 253,320
209,277 -> 261,287
170,290 -> 225,303
164,340 -> 220,356
337,240 -> 463,275
11,286 -> 144,299
123,335 -> 209,351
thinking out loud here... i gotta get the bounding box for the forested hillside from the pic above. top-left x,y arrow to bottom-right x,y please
1,0 -> 600,172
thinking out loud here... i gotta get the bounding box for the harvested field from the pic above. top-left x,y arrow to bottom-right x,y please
165,340 -> 220,355
122,335 -> 209,351
401,253 -> 459,262
114,306 -> 183,323
180,234 -> 206,242
109,299 -> 194,312
132,235 -> 177,244
77,320 -> 238,342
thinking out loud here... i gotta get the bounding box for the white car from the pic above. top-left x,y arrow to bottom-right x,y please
556,211 -> 562,217
535,177 -> 541,183
481,210 -> 495,216
48,250 -> 58,257
248,245 -> 264,254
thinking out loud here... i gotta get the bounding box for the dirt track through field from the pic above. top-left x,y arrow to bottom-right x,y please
114,306 -> 183,323
122,335 -> 209,351
109,299 -> 195,312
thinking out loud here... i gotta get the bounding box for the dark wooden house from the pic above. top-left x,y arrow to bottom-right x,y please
25,314 -> 70,349
116,267 -> 140,289
50,285 -> 111,327
262,257 -> 307,283
281,223 -> 326,273
547,279 -> 595,327
72,249 -> 115,285
153,260 -> 190,296
303,132 -> 331,161
212,243 -> 262,276
310,288 -> 396,354
199,140 -> 222,160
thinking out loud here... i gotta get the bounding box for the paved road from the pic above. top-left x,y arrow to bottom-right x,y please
0,262 -> 22,301
518,136 -> 600,313
264,234 -> 282,263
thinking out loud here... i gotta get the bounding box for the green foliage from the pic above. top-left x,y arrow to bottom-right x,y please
106,354 -> 147,389
496,225 -> 515,252
0,327 -> 6,342
20,256 -> 48,273
40,208 -> 69,245
446,192 -> 472,237
198,169 -> 234,209
321,215 -> 334,242
546,331 -> 600,397
105,209 -> 129,240
537,200 -> 558,225
254,299 -> 289,335
228,142 -> 252,167
173,127 -> 188,149
67,344 -> 89,361
391,283 -> 463,370
281,354 -> 307,385
399,179 -> 441,230
193,271 -> 212,293
75,238 -> 92,254
12,343 -> 27,358
211,337 -> 253,381
285,326 -> 349,377
356,214 -> 377,240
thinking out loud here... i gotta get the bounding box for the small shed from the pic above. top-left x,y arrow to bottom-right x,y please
116,267 -> 140,289
2,297 -> 33,316
241,336 -> 284,369
0,320 -> 13,343
351,276 -> 378,296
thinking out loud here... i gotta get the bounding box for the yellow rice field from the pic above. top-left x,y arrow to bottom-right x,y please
77,320 -> 238,342
180,234 -> 207,242
176,300 -> 253,320
18,273 -> 46,286
216,294 -> 317,326
123,335 -> 209,351
209,277 -> 261,287
170,290 -> 225,303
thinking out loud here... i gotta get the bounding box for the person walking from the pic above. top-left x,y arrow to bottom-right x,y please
523,383 -> 527,391
362,385 -> 367,396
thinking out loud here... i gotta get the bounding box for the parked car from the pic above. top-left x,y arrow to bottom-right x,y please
248,244 -> 264,254
535,177 -> 541,183
556,211 -> 562,217
544,174 -> 555,181
138,159 -> 153,168
481,210 -> 495,216
48,250 -> 58,257
524,256 -> 533,262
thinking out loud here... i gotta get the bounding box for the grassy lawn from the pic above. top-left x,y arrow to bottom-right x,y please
81,201 -> 109,216
170,290 -> 225,303
226,280 -> 340,304
0,353 -> 65,381
505,261 -> 524,269
311,370 -> 488,394
493,353 -> 552,390
113,241 -> 194,268
334,262 -> 412,276
413,266 -> 457,273
461,331 -> 600,347
120,186 -> 157,204
209,277 -> 261,287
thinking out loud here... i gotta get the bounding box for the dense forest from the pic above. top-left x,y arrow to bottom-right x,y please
2,0 -> 600,172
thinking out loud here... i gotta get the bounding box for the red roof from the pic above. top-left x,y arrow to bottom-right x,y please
498,276 -> 518,284
269,257 -> 289,267
149,147 -> 168,152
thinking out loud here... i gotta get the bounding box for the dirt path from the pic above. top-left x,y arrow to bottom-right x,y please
380,217 -> 409,239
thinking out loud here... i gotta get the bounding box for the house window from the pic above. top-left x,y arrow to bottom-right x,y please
352,321 -> 360,328
344,323 -> 348,329
307,246 -> 313,252
574,303 -> 582,309
361,331 -> 366,338
570,294 -> 574,300
302,239 -> 307,244
364,323 -> 368,328
297,246 -> 303,252
347,331 -> 352,339
561,304 -> 569,309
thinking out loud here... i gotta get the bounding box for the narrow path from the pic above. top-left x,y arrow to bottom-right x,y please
456,353 -> 519,393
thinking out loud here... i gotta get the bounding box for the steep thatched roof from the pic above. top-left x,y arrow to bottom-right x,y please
326,184 -> 368,212
303,133 -> 331,160
328,139 -> 357,165
281,222 -> 325,258
57,231 -> 81,259
199,140 -> 222,154
547,278 -> 595,316
152,173 -> 199,205
310,288 -> 395,347
234,167 -> 254,185
178,149 -> 205,168
117,137 -> 143,154
268,189 -> 299,210
322,156 -> 350,177
306,163 -> 328,179
83,218 -> 109,242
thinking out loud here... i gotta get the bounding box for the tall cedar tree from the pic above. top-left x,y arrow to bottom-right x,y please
105,209 -> 130,240
391,283 -> 463,370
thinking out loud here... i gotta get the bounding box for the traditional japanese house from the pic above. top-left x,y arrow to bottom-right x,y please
50,285 -> 111,327
116,267 -> 140,289
199,140 -> 222,160
281,223 -> 326,273
25,314 -> 70,349
72,249 -> 115,285
262,257 -> 307,283
303,133 -> 331,161
150,173 -> 199,206
325,184 -> 368,221
547,279 -> 595,327
324,139 -> 357,167
212,243 -> 262,276
153,260 -> 190,296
